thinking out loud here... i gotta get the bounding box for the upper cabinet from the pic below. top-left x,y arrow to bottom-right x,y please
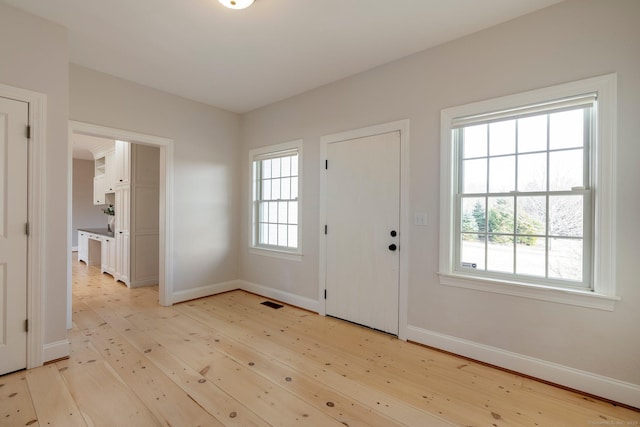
104,149 -> 116,193
115,140 -> 130,186
93,175 -> 105,205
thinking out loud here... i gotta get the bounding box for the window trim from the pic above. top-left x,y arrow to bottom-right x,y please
249,139 -> 303,261
439,74 -> 618,310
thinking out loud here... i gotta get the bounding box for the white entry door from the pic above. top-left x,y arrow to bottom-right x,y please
325,131 -> 400,335
0,96 -> 29,374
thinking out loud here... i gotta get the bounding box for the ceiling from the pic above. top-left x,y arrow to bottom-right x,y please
4,0 -> 562,113
72,134 -> 114,160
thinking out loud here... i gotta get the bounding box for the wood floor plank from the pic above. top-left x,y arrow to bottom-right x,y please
125,306 -> 406,427
0,371 -> 39,427
60,361 -> 161,427
81,297 -> 271,427
179,292 -> 640,426
174,300 -> 455,426
25,365 -> 86,427
74,300 -> 225,427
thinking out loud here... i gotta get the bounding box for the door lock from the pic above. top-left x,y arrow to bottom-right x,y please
388,244 -> 397,251
390,230 -> 397,237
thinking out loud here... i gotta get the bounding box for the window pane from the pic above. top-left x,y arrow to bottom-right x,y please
461,197 -> 484,233
261,179 -> 272,200
278,201 -> 288,224
488,197 -> 514,234
517,196 -> 546,236
258,202 -> 267,222
461,234 -> 485,270
272,158 -> 282,178
259,223 -> 268,245
281,177 -> 291,200
549,149 -> 583,191
287,225 -> 298,248
487,237 -> 514,273
516,238 -> 546,277
291,155 -> 299,176
278,225 -> 287,246
550,109 -> 584,150
463,124 -> 487,158
489,156 -> 515,193
462,198 -> 485,233
268,224 -> 278,245
268,202 -> 278,223
262,159 -> 272,179
271,178 -> 281,199
462,159 -> 487,194
281,156 -> 291,177
517,152 -> 547,192
489,120 -> 515,156
548,238 -> 582,281
549,195 -> 583,237
518,115 -> 547,153
289,201 -> 298,225
291,176 -> 299,199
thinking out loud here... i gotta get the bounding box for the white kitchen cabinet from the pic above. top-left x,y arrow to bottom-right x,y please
115,140 -> 130,186
93,175 -> 105,205
114,185 -> 130,286
78,231 -> 88,264
104,149 -> 116,193
101,236 -> 116,276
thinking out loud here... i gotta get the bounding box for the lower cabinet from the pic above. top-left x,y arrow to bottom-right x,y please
115,232 -> 130,286
101,236 -> 116,277
78,232 -> 88,264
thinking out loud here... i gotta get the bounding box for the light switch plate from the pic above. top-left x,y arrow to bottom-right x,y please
414,212 -> 428,226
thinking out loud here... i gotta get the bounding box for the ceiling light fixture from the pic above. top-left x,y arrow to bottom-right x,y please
218,0 -> 254,10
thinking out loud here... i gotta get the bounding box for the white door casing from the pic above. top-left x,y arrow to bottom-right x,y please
0,96 -> 29,374
325,131 -> 401,334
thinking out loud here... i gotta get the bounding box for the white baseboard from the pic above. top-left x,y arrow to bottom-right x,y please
43,339 -> 70,363
171,280 -> 240,304
237,280 -> 319,313
406,325 -> 640,409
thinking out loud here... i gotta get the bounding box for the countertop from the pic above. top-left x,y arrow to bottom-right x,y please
78,227 -> 115,238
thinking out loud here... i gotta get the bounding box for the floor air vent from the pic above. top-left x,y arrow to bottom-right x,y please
261,301 -> 284,309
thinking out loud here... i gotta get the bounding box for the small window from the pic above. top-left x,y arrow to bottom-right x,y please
440,75 -> 618,309
250,140 -> 302,259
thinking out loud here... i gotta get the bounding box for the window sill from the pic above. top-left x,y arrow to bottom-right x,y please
438,272 -> 619,311
249,247 -> 302,262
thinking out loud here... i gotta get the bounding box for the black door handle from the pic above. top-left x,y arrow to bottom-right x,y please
388,244 -> 397,251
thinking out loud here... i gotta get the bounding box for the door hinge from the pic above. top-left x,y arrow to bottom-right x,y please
25,222 -> 30,236
25,319 -> 29,332
324,289 -> 327,299
324,225 -> 327,235
26,125 -> 31,139
325,159 -> 328,170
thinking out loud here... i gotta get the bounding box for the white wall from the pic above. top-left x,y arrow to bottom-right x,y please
240,0 -> 640,404
72,159 -> 108,247
69,65 -> 241,294
0,3 -> 69,350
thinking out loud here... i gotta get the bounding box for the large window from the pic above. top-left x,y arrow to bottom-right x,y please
440,75 -> 617,309
250,140 -> 302,259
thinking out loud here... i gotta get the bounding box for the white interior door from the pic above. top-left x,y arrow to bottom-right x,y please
0,96 -> 29,375
325,131 -> 400,334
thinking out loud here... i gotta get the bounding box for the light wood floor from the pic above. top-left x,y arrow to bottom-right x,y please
1,256 -> 638,426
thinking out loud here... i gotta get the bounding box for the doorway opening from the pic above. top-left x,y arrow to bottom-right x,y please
68,121 -> 174,328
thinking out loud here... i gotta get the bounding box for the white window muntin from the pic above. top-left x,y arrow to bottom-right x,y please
250,140 -> 303,259
439,74 -> 618,310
